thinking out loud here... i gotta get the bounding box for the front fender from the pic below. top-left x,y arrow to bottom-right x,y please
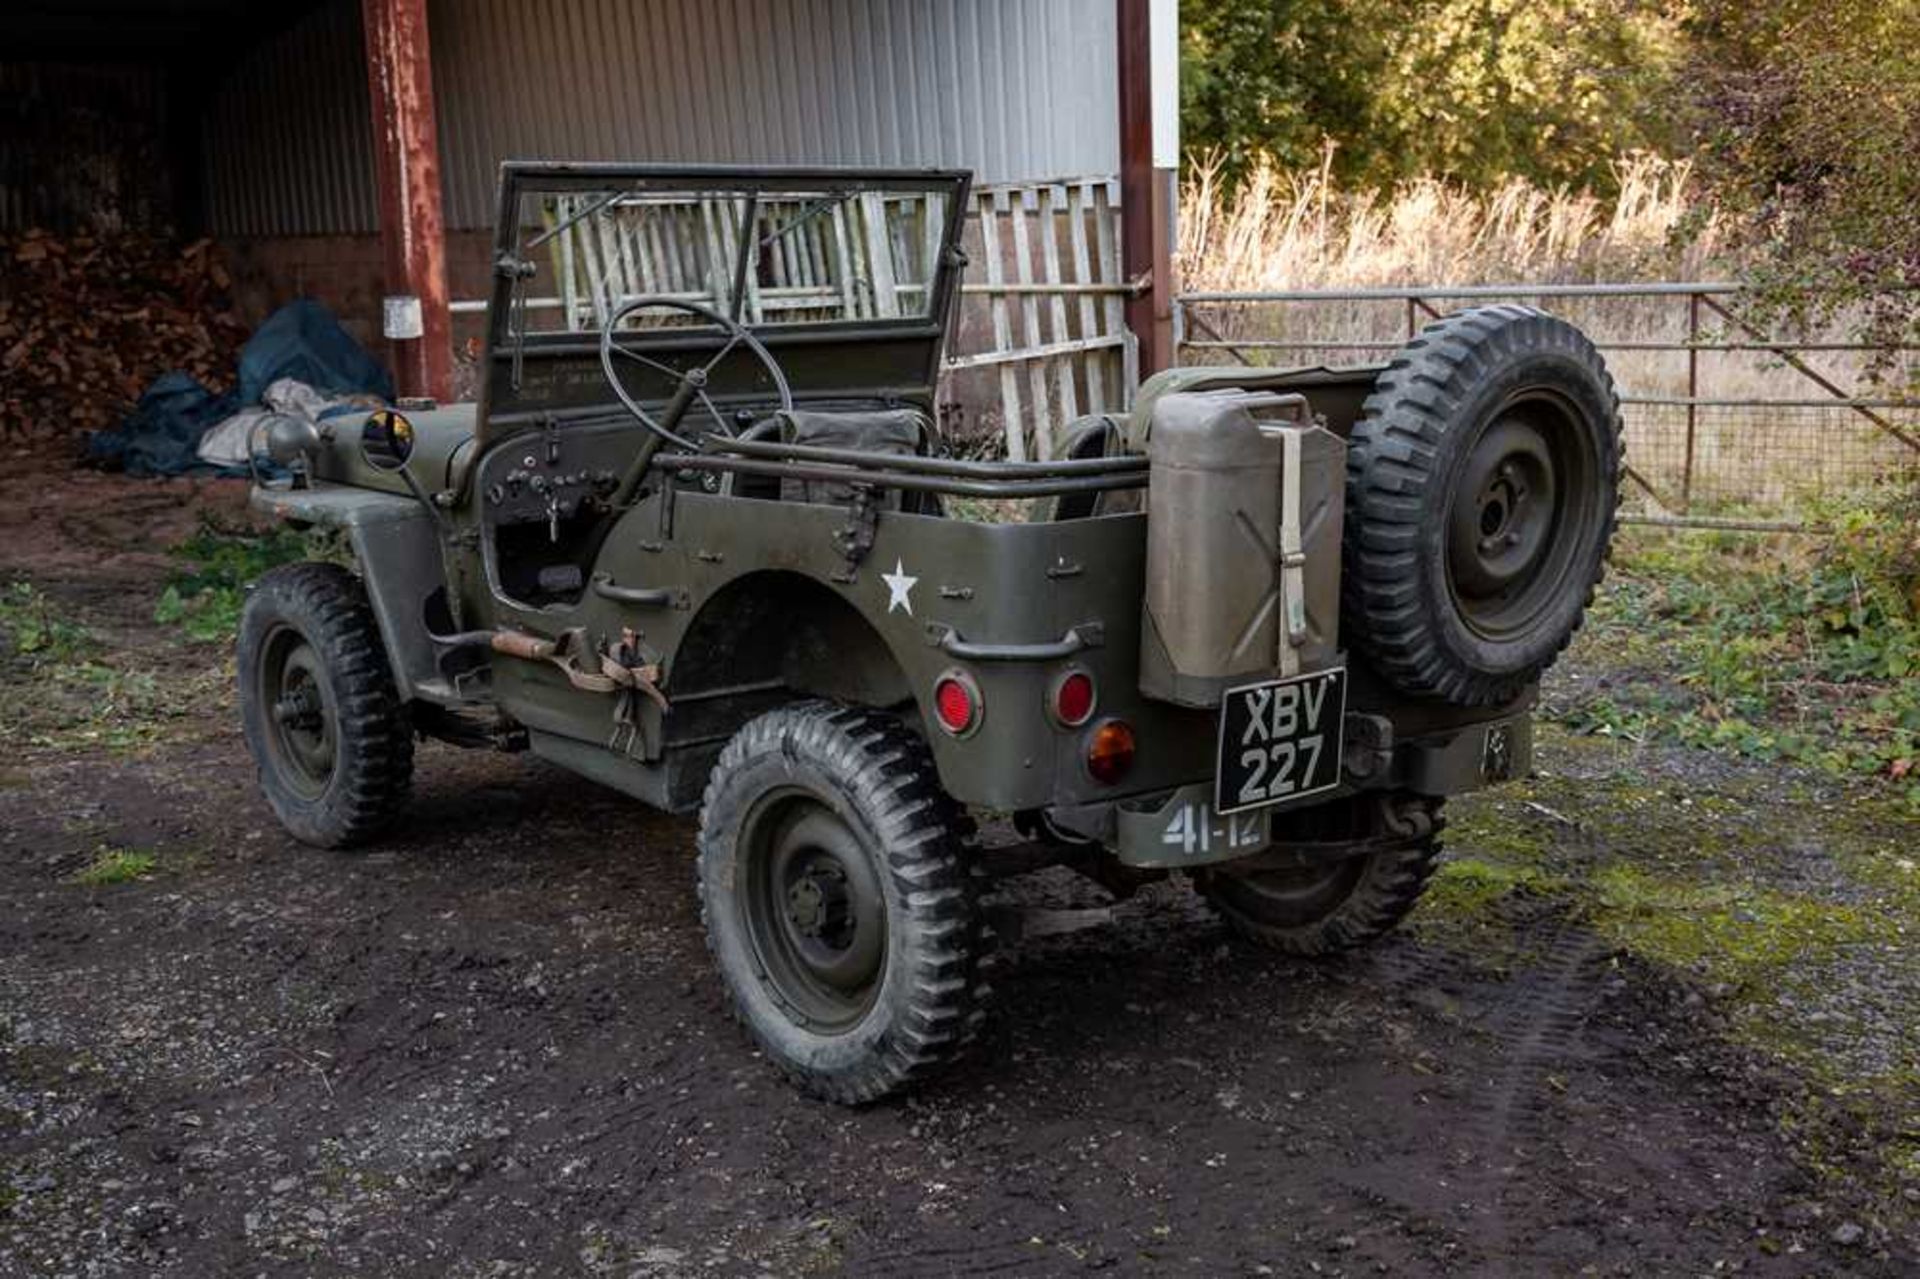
249,483 -> 450,702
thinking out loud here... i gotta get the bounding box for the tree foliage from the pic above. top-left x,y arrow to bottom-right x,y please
1683,0 -> 1920,371
1180,0 -> 1684,193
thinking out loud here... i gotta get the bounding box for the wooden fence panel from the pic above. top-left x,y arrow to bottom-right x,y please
944,176 -> 1133,460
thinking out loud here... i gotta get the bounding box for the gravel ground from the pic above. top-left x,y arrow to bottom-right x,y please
1,465 -> 1914,1276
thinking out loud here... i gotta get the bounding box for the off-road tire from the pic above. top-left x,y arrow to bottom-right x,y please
1344,305 -> 1622,706
1196,795 -> 1444,956
237,562 -> 413,848
697,702 -> 988,1104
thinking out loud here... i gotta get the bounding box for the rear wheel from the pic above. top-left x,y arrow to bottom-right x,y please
697,703 -> 988,1104
237,562 -> 413,848
1195,793 -> 1443,956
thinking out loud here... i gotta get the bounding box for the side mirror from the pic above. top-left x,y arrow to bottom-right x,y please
361,408 -> 416,472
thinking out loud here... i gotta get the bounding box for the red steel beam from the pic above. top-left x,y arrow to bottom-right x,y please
361,0 -> 452,402
1116,0 -> 1173,378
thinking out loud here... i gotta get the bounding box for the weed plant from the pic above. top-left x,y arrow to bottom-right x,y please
69,846 -> 157,886
1553,480 -> 1920,807
154,516 -> 334,642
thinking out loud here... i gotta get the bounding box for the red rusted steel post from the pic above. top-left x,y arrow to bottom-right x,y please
1117,0 -> 1173,380
362,0 -> 452,403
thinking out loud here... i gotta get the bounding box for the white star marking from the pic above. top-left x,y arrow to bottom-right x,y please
881,558 -> 918,616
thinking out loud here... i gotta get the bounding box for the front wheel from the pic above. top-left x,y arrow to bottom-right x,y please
696,703 -> 988,1104
237,562 -> 413,848
1195,793 -> 1443,956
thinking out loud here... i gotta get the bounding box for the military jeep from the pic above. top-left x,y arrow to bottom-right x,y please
241,163 -> 1620,1103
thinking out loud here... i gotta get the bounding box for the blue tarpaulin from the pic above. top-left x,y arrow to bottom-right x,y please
86,299 -> 392,477
85,373 -> 238,477
237,298 -> 393,408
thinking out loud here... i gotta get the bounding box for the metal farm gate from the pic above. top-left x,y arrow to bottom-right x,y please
455,203 -> 1919,524
1174,283 -> 1920,530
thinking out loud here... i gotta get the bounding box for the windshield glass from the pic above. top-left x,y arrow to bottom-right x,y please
506,176 -> 957,338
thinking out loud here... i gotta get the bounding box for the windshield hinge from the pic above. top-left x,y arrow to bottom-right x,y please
496,254 -> 539,391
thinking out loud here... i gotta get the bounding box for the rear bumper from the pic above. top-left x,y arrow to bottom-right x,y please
1098,711 -> 1532,869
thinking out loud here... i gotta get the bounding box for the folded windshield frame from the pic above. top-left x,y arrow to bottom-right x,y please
478,164 -> 972,444
487,163 -> 971,351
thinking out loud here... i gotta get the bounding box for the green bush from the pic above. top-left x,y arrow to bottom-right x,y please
0,581 -> 91,664
1557,480 -> 1920,806
1809,487 -> 1920,680
154,518 -> 324,643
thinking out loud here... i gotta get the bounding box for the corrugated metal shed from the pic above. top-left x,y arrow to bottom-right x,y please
204,0 -> 1119,237
202,1 -> 380,236
0,62 -> 170,232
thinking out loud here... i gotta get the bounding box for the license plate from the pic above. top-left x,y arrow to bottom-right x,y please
1215,668 -> 1347,814
1158,798 -> 1269,860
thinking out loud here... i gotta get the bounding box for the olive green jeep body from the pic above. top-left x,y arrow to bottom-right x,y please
240,164 -> 1620,1102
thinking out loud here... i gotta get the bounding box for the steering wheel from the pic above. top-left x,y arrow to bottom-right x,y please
598,295 -> 794,452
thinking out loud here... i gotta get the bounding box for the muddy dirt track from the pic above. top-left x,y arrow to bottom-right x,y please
1,466 -> 1914,1277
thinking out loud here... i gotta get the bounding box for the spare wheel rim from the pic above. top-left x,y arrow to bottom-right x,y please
1444,389 -> 1598,645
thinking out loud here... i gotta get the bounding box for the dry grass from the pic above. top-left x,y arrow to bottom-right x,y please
1178,152 -> 1722,294
1176,153 -> 1918,515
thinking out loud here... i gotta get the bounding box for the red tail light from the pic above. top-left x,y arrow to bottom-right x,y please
1051,669 -> 1097,727
933,673 -> 980,735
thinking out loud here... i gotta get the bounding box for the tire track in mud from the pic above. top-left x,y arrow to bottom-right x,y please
1459,907 -> 1610,1274
1345,866 -> 1613,1272
978,862 -> 1621,1271
855,1239 -> 1062,1277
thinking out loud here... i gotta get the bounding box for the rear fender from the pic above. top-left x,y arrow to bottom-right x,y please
249,485 -> 449,702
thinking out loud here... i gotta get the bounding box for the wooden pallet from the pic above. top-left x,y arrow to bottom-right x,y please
953,177 -> 1134,460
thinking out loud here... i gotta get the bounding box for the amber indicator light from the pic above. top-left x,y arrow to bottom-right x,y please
1085,719 -> 1136,784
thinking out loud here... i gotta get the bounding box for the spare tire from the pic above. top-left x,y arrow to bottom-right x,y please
1343,305 -> 1621,706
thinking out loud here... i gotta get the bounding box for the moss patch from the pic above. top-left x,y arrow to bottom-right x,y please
1430,720 -> 1920,1211
1413,857 -> 1559,930
1588,863 -> 1882,990
69,846 -> 158,887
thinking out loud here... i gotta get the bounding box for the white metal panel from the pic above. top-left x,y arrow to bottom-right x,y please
205,0 -> 1120,236
1150,0 -> 1179,167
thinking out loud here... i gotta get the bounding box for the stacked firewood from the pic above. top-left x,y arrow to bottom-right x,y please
0,229 -> 250,444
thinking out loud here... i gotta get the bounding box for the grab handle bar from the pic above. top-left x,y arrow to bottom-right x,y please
926,622 -> 1104,662
591,574 -> 688,609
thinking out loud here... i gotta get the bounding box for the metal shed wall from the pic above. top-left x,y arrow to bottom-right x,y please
204,0 -> 1120,237
0,62 -> 172,233
202,1 -> 380,236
